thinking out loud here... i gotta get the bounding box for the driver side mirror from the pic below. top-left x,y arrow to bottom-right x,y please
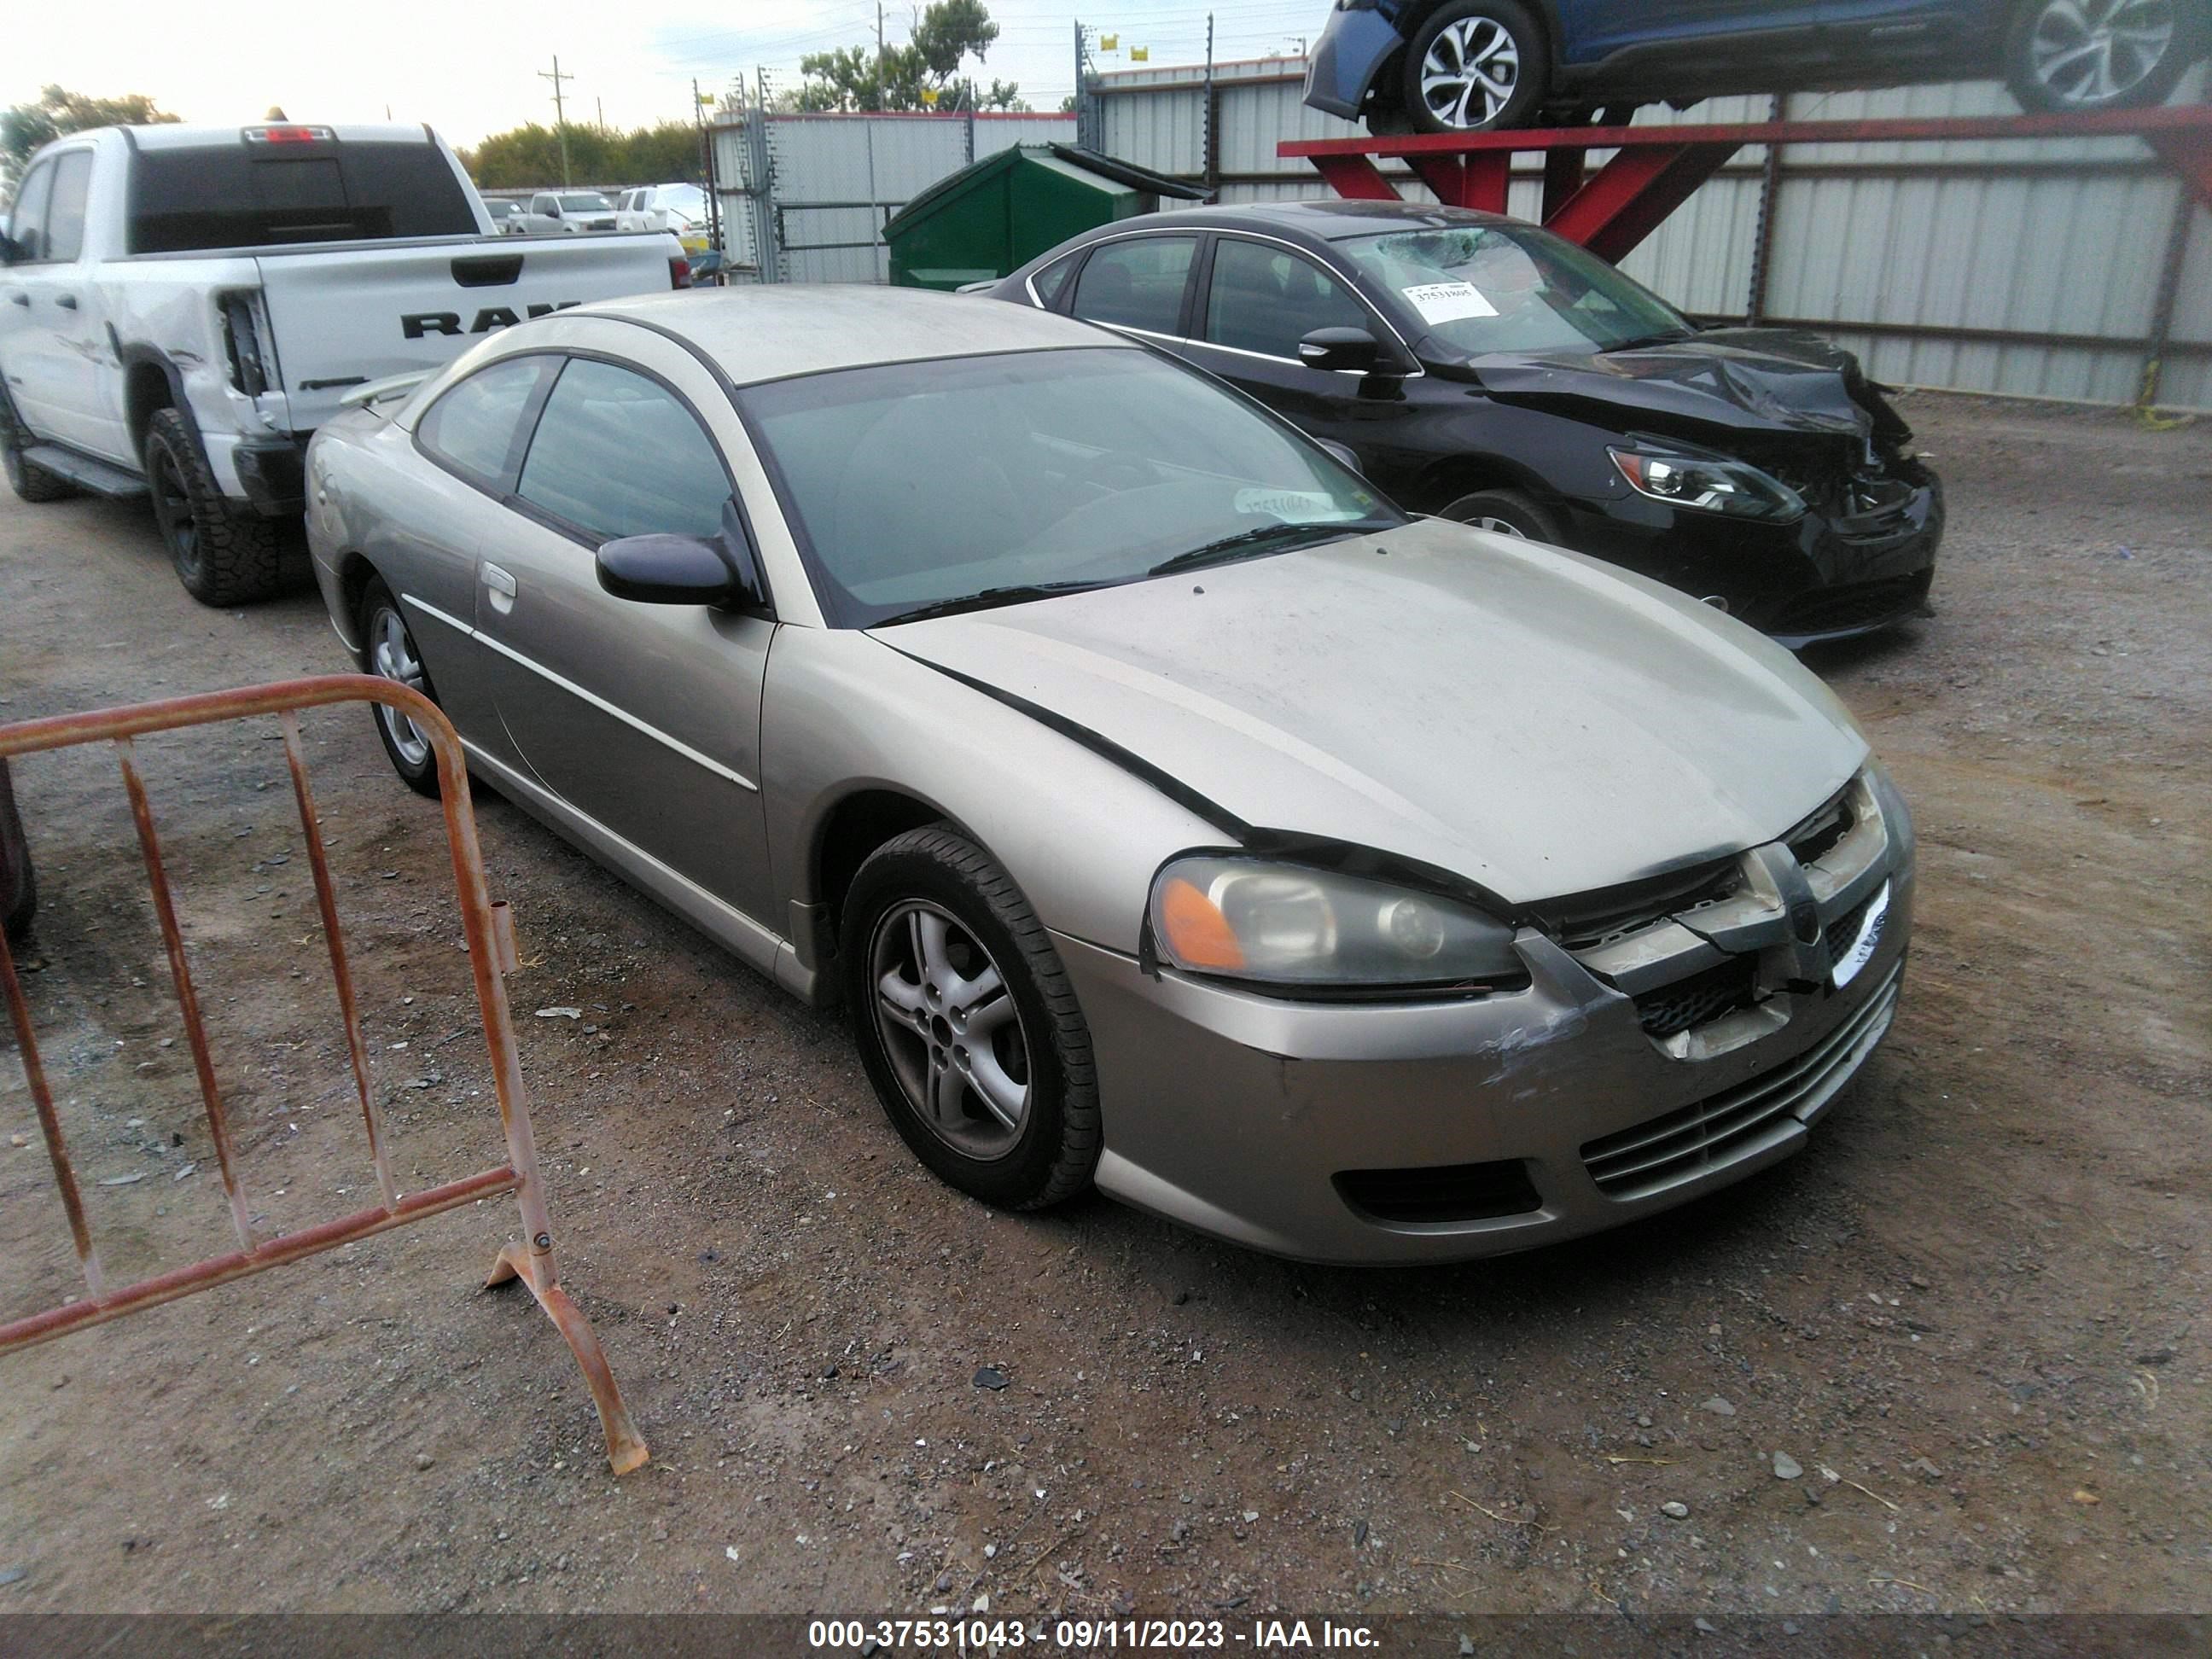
597,502 -> 770,612
1298,327 -> 1386,375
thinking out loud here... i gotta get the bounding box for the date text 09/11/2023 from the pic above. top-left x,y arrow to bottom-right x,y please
806,1616 -> 1380,1650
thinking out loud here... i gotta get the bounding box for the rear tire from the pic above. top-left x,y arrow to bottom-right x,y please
358,576 -> 443,799
1401,0 -> 1550,133
1441,486 -> 1565,545
1,760 -> 35,944
2003,0 -> 2197,114
143,407 -> 282,606
841,826 -> 1099,1213
0,386 -> 74,504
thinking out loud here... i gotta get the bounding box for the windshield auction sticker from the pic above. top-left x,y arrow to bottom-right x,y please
1400,280 -> 1498,323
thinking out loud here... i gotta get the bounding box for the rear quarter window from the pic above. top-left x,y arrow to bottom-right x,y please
127,141 -> 478,253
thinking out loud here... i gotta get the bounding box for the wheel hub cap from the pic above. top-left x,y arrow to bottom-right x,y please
370,606 -> 434,769
1421,17 -> 1522,130
2031,0 -> 2173,103
870,899 -> 1031,1161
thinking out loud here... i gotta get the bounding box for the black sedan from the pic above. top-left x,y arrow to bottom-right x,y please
978,201 -> 1941,647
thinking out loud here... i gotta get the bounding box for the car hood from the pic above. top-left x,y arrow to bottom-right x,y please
874,516 -> 1866,905
1454,328 -> 1901,451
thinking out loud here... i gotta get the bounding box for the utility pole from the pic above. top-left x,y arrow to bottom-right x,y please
876,2 -> 888,110
539,55 -> 574,185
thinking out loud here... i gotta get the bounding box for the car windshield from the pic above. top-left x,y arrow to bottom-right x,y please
1337,224 -> 1693,356
560,193 -> 610,212
738,347 -> 1402,627
486,200 -> 516,215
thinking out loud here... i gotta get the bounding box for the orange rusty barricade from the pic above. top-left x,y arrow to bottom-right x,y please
0,675 -> 648,1476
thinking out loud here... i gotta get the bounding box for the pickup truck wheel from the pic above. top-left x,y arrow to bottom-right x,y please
358,577 -> 443,799
143,407 -> 282,607
0,388 -> 74,504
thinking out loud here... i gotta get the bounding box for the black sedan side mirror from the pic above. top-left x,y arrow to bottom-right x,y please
1298,327 -> 1385,374
597,504 -> 770,612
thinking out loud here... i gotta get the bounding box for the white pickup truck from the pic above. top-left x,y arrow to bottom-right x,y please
0,121 -> 690,603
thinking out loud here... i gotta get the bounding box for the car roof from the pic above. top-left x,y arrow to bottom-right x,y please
574,287 -> 1136,387
1123,200 -> 1518,243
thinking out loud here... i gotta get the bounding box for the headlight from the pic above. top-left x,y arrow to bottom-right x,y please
1149,857 -> 1522,991
1610,446 -> 1805,522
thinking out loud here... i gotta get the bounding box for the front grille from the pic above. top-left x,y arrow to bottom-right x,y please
1582,961 -> 1902,1199
1823,888 -> 1877,964
1633,953 -> 1759,1039
1335,1159 -> 1541,1225
1770,574 -> 1929,637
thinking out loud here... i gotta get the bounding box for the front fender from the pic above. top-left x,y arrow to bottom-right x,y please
761,626 -> 1226,960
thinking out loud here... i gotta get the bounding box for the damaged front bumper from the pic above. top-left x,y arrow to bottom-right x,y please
1562,469 -> 1943,649
1062,771 -> 1915,1265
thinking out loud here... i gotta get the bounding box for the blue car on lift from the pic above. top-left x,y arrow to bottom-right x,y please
1307,0 -> 2209,133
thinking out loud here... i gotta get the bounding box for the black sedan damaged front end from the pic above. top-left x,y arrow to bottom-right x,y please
1462,327 -> 1943,647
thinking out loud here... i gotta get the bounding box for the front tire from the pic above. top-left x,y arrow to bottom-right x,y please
1401,0 -> 1550,133
1441,486 -> 1565,544
2003,0 -> 2197,114
143,407 -> 282,606
841,826 -> 1099,1212
358,576 -> 442,798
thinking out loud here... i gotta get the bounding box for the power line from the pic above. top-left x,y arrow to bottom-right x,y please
538,55 -> 575,185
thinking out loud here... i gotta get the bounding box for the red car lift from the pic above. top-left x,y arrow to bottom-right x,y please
1282,105 -> 2212,265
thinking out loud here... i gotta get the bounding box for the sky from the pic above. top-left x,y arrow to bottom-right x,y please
9,0 -> 1327,147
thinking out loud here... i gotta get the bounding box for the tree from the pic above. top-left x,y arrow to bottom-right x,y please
790,0 -> 1016,113
3,85 -> 178,193
462,119 -> 706,189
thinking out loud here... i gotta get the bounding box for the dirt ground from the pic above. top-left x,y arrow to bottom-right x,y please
0,393 -> 2204,1624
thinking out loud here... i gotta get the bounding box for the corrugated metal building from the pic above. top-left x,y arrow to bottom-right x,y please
1095,58 -> 2212,411
703,65 -> 2209,411
711,111 -> 1078,285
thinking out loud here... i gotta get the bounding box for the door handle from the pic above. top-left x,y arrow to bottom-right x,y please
55,293 -> 79,311
481,562 -> 518,615
5,292 -> 26,307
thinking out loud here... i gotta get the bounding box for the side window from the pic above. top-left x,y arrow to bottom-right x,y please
1029,250 -> 1080,309
518,358 -> 728,544
1069,236 -> 1197,335
8,161 -> 55,263
416,356 -> 556,486
44,152 -> 93,265
1203,240 -> 1373,362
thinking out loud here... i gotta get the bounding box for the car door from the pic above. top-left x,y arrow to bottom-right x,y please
1563,0 -> 1822,68
475,338 -> 777,923
1813,0 -> 1988,67
1062,230 -> 1202,346
1179,234 -> 1419,480
21,148 -> 120,460
398,351 -> 567,762
0,156 -> 63,440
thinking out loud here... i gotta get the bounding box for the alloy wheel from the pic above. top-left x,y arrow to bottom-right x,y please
149,445 -> 198,574
868,899 -> 1033,1161
368,604 -> 434,770
1420,17 -> 1522,130
1473,515 -> 1529,538
2029,0 -> 2174,105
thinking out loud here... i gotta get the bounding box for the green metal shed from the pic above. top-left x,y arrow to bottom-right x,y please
886,144 -> 1209,292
